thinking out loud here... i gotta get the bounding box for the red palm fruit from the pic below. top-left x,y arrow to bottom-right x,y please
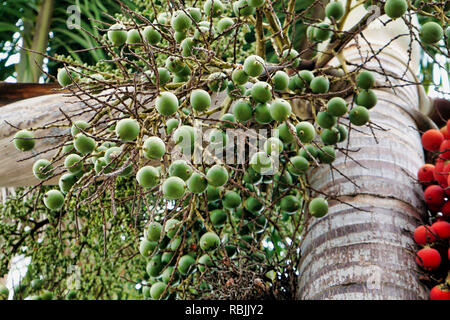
431,220 -> 450,239
416,247 -> 441,271
427,203 -> 442,213
447,119 -> 450,134
430,285 -> 450,300
440,140 -> 450,159
417,164 -> 435,185
433,159 -> 448,188
441,201 -> 450,218
413,225 -> 437,245
424,185 -> 445,206
421,129 -> 444,152
441,125 -> 450,139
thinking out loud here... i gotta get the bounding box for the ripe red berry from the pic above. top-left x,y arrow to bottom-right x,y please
421,129 -> 444,152
424,185 -> 445,206
440,140 -> 450,159
441,125 -> 450,139
433,159 -> 448,188
428,203 -> 442,213
441,201 -> 450,218
431,220 -> 450,239
417,164 -> 435,185
430,285 -> 450,300
416,247 -> 441,271
413,225 -> 437,245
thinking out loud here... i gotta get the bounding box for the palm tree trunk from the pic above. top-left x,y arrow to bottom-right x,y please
296,22 -> 430,300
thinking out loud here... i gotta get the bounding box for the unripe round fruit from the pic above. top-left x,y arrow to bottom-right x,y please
107,24 -> 127,46
171,10 -> 192,32
115,118 -> 140,141
190,89 -> 211,112
282,49 -> 300,68
64,154 -> 83,173
140,239 -> 157,257
250,151 -> 273,173
166,118 -> 179,134
147,222 -> 162,241
356,71 -> 375,90
59,173 -> 77,194
413,225 -> 436,245
430,285 -> 450,300
143,136 -> 165,159
251,81 -> 272,103
178,254 -> 196,275
104,146 -> 122,164
210,209 -> 227,227
126,29 -> 141,44
348,106 -> 370,126
317,111 -> 337,129
417,164 -> 435,184
173,125 -> 196,154
233,100 -> 253,122
150,282 -> 167,300
254,103 -> 273,124
431,220 -> 450,239
424,184 -> 445,206
421,129 -> 444,152
57,68 -> 72,86
280,195 -> 301,213
207,186 -> 221,202
269,98 -> 292,121
318,146 -> 336,164
165,219 -> 181,238
74,133 -> 95,154
299,144 -> 319,161
43,189 -> 65,211
276,123 -> 294,143
420,21 -> 443,45
165,56 -> 185,73
156,92 -> 179,116
327,97 -> 348,117
223,191 -> 241,209
187,7 -> 202,22
309,197 -> 328,218
325,1 -> 345,20
13,129 -> 35,151
187,172 -> 208,194
169,160 -> 193,181
217,17 -> 234,34
207,72 -> 227,92
384,0 -> 407,19
206,165 -> 228,187
288,155 -> 309,176
71,120 -> 89,136
273,70 -> 289,91
321,127 -> 340,145
310,76 -> 329,94
40,291 -> 54,300
415,247 -> 441,271
154,67 -> 171,86
198,254 -> 213,272
264,137 -> 283,154
243,55 -> 265,77
200,232 -> 220,251
313,23 -> 332,41
162,176 -> 186,200
33,159 -> 53,180
180,37 -> 195,57
296,121 -> 316,143
245,196 -> 264,214
204,0 -> 224,17
356,89 -> 377,109
297,70 -> 314,88
232,68 -> 249,85
248,0 -> 265,8
337,124 -> 348,142
233,0 -> 256,16
136,166 -> 159,188
161,266 -> 180,284
143,26 -> 161,44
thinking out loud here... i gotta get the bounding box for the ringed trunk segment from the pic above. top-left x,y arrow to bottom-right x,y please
296,34 -> 429,299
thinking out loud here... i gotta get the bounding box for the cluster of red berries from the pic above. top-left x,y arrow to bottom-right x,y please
415,122 -> 450,300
